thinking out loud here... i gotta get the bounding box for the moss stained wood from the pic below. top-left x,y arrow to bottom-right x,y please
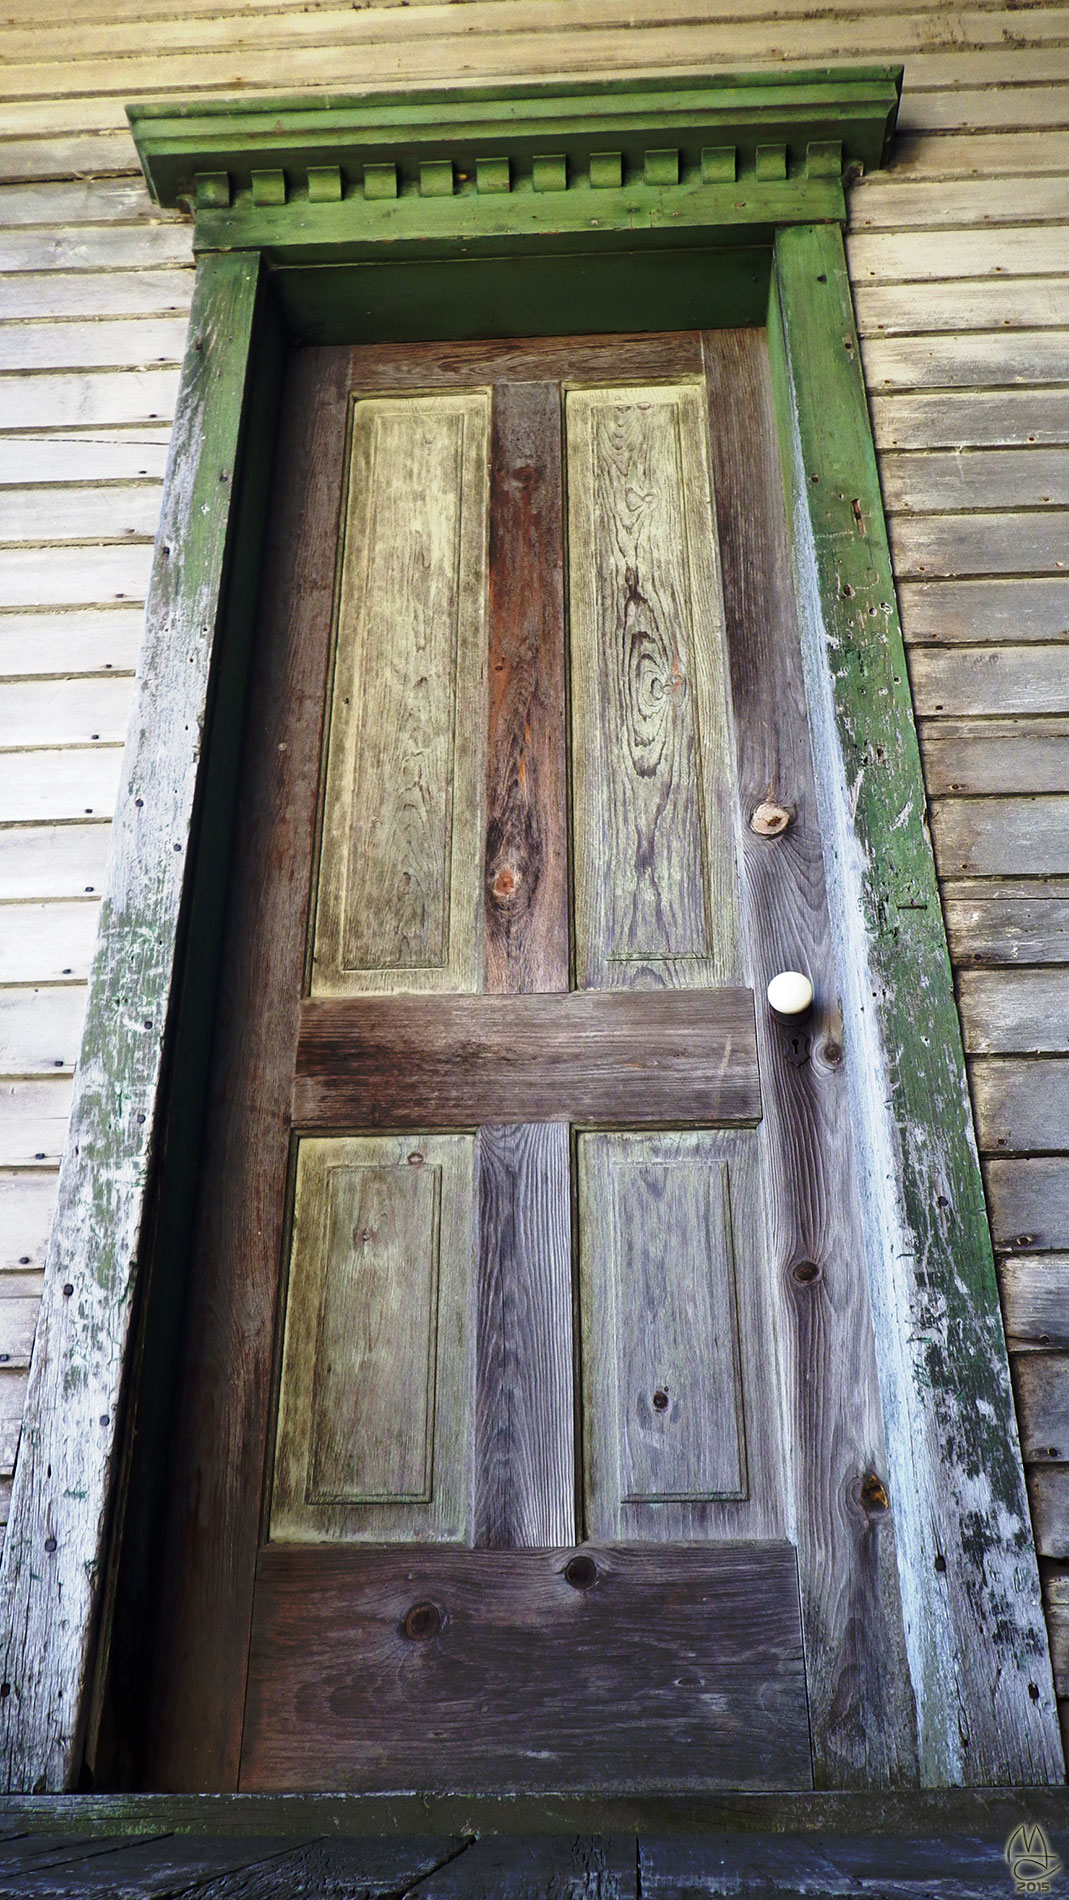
769,219 -> 1061,1784
0,249 -> 261,1794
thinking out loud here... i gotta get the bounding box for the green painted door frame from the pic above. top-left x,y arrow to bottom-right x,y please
0,68 -> 1060,1804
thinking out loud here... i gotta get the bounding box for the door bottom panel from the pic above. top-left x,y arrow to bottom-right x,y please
239,1542 -> 812,1792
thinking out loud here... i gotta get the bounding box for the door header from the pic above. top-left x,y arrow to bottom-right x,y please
127,67 -> 902,259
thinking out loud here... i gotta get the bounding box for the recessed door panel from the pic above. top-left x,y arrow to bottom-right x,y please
271,1134 -> 477,1544
567,382 -> 741,991
580,1130 -> 753,1540
312,390 -> 490,996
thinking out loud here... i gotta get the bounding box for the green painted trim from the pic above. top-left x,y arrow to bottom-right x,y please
192,175 -> 844,265
767,222 -> 1062,1786
127,67 -> 900,246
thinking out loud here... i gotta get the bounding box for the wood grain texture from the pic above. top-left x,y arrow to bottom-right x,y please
1001,1257 -> 1069,1351
0,251 -> 261,1798
579,1131 -> 750,1537
567,381 -> 741,992
311,389 -> 489,996
972,1057 -> 1069,1155
704,326 -> 916,1788
899,578 -> 1069,647
959,971 -> 1069,1055
988,1158 -> 1069,1253
475,1122 -> 574,1548
144,343 -> 351,1793
921,719 -> 1069,793
485,381 -> 567,994
931,797 -> 1069,877
271,1135 -> 476,1544
772,224 -> 1061,1784
293,989 -> 761,1128
345,332 -> 702,393
239,1541 -> 811,1794
1014,1354 -> 1069,1465
944,881 -> 1069,968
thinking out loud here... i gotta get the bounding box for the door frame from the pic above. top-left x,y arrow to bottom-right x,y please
0,66 -> 1060,1799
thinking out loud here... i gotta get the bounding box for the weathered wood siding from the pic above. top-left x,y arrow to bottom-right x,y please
0,0 -> 1067,1745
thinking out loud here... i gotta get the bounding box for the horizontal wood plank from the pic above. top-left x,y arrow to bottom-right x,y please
0,480 -> 159,544
988,1156 -> 1069,1251
892,513 -> 1069,579
294,989 -> 761,1128
0,271 -> 191,322
0,1078 -> 73,1167
960,971 -> 1069,1056
899,578 -> 1069,645
1015,1354 -> 1069,1464
0,320 -> 186,374
931,796 -> 1069,877
0,545 -> 152,610
0,822 -> 112,896
855,277 -> 1069,336
851,178 -> 1069,233
1029,1466 -> 1069,1560
972,1057 -> 1069,1155
0,1171 -> 56,1275
0,679 -> 134,749
0,433 -> 171,486
0,902 -> 99,985
0,986 -> 86,1077
867,332 -> 1069,391
0,370 -> 179,434
872,390 -> 1069,451
921,719 -> 1069,794
914,649 -> 1069,718
0,609 -> 144,679
945,881 -> 1069,968
881,451 -> 1069,514
1002,1257 -> 1069,1350
848,225 -> 1069,284
239,1541 -> 811,1794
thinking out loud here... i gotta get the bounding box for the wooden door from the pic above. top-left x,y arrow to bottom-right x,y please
141,330 -> 912,1796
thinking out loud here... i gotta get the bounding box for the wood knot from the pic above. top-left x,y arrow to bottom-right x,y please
403,1601 -> 443,1641
564,1554 -> 598,1590
860,1473 -> 889,1514
750,801 -> 792,839
492,866 -> 520,901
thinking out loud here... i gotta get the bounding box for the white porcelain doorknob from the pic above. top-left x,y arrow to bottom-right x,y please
767,970 -> 814,1020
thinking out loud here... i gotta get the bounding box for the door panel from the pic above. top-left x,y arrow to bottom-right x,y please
312,389 -> 489,996
567,381 -> 740,990
239,1543 -> 810,1794
271,1134 -> 477,1544
579,1131 -> 752,1538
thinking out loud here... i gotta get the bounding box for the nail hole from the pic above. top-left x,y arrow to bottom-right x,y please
934,1553 -> 947,1573
62,1284 -> 73,1298
44,1538 -> 56,1553
653,1389 -> 669,1411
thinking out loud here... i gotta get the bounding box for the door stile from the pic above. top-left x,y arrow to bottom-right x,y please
701,328 -> 918,1787
477,375 -> 576,1550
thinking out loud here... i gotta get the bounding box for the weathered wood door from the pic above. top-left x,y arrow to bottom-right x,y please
141,330 -> 914,1795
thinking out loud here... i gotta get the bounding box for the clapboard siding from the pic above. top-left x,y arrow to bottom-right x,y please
2,0 -> 1069,1742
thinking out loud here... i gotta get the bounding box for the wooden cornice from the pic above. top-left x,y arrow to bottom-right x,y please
128,68 -> 902,253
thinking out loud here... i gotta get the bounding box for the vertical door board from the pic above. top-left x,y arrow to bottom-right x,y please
312,390 -> 489,996
271,1134 -> 477,1544
580,1131 -> 754,1541
485,380 -> 569,995
567,381 -> 740,992
475,1122 -> 575,1549
703,327 -> 918,1788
